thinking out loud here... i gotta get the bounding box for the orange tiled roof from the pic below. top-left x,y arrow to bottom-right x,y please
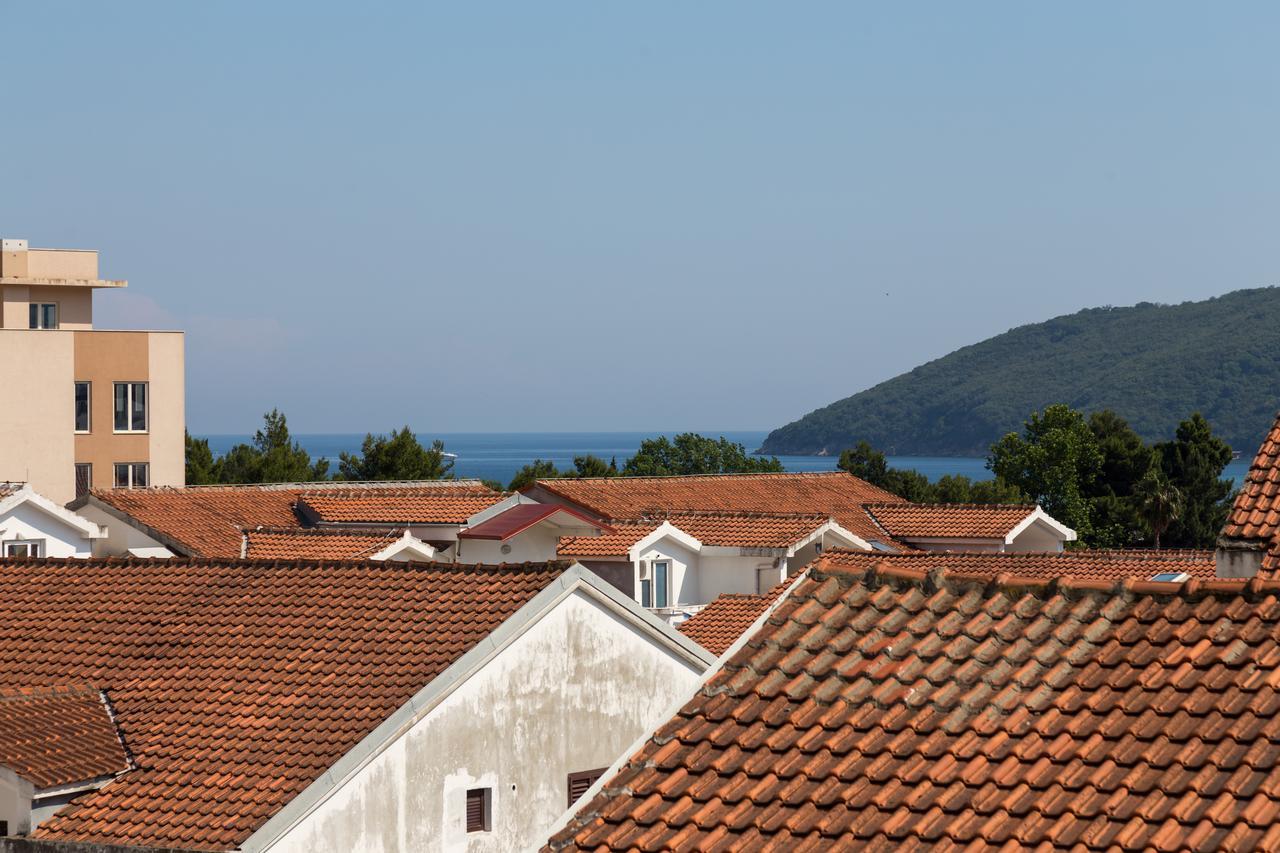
299,486 -> 506,524
242,526 -> 403,559
675,583 -> 789,657
549,558 -> 1280,851
1222,412 -> 1280,570
673,549 -> 1217,657
557,511 -> 836,558
817,548 -> 1217,581
0,556 -> 565,849
864,502 -> 1040,539
86,486 -> 303,557
0,684 -> 130,789
531,472 -> 902,543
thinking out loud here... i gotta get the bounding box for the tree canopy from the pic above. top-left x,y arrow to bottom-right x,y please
186,410 -> 329,484
337,427 -> 454,481
507,455 -> 617,491
622,434 -> 783,477
838,441 -> 1024,505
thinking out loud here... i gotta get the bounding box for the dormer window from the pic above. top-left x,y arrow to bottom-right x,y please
29,303 -> 58,329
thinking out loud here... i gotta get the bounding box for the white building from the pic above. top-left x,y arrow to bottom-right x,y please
0,483 -> 105,558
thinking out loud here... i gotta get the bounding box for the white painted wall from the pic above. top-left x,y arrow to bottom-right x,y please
456,525 -> 561,565
0,501 -> 95,558
698,554 -> 771,598
75,503 -> 175,557
0,766 -> 33,836
1007,522 -> 1067,553
263,588 -> 705,853
635,537 -> 699,607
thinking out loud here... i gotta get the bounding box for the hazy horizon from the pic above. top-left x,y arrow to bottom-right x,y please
4,3 -> 1276,434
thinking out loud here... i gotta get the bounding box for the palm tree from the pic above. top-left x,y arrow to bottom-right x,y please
1134,469 -> 1183,550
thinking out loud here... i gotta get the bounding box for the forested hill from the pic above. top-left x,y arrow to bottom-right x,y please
760,287 -> 1280,457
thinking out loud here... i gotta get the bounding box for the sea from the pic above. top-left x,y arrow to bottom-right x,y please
200,431 -> 1255,489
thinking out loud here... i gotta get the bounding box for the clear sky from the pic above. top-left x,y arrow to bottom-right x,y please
3,3 -> 1277,434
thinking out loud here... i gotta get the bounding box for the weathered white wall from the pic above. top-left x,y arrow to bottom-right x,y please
0,766 -> 33,836
456,525 -> 561,565
76,503 -> 175,557
0,501 -> 94,557
264,588 -> 704,853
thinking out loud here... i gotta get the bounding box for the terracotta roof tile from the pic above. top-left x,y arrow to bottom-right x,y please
547,557 -> 1280,851
677,584 -> 789,656
0,684 -> 130,788
864,503 -> 1040,540
815,549 -> 1217,582
241,526 -> 403,559
0,556 -> 566,849
299,486 -> 506,524
557,512 -> 835,558
83,482 -> 500,557
1222,412 -> 1280,572
529,472 -> 903,543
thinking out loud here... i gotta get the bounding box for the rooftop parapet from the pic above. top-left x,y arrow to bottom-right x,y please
0,238 -> 126,287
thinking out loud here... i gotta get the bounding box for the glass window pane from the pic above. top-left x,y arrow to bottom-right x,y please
655,561 -> 669,608
131,383 -> 147,431
29,304 -> 38,328
114,463 -> 130,488
75,383 -> 90,431
75,463 -> 92,497
114,384 -> 129,430
639,578 -> 651,608
132,463 -> 148,488
42,304 -> 57,329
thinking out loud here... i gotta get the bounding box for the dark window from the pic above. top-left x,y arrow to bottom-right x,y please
567,768 -> 608,808
75,463 -> 92,498
132,462 -> 149,488
465,787 -> 491,833
75,381 -> 91,431
0,819 -> 8,836
29,303 -> 57,329
114,382 -> 147,432
654,560 -> 670,608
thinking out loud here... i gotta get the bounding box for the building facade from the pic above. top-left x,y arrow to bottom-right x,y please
0,239 -> 183,503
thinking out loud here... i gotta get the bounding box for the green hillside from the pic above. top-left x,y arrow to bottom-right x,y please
760,287 -> 1280,457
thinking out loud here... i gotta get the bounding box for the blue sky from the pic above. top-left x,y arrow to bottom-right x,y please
3,3 -> 1277,434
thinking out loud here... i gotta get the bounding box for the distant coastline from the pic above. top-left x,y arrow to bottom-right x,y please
197,431 -> 1253,488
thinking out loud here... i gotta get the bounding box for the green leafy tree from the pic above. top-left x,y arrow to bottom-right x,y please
989,404 -> 1103,544
572,455 -> 618,478
1133,468 -> 1183,550
507,459 -> 563,492
932,474 -> 1026,504
623,433 -> 783,477
840,441 -> 1024,504
338,427 -> 454,481
1154,413 -> 1233,547
1086,410 -> 1154,547
184,431 -> 218,485
216,409 -> 329,484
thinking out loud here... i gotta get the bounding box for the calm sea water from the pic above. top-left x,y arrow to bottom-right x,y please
200,431 -> 1252,489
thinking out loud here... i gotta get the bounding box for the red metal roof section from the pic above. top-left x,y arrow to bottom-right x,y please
460,502 -> 611,541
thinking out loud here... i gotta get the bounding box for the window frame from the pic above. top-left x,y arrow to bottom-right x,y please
74,381 -> 91,433
653,559 -> 670,608
113,462 -> 149,489
465,787 -> 491,833
4,539 -> 45,558
28,302 -> 58,329
113,382 -> 148,433
75,462 -> 93,498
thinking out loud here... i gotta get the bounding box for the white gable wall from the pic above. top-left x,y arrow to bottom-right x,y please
260,587 -> 706,853
0,501 -> 95,558
634,536 -> 699,606
1007,520 -> 1068,553
456,524 -> 561,565
75,503 -> 174,557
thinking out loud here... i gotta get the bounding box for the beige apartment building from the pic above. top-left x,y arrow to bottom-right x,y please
0,239 -> 183,503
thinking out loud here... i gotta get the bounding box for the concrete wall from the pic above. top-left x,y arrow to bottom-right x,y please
75,504 -> 175,558
0,502 -> 94,558
1216,545 -> 1263,579
455,525 -> 560,565
0,330 -> 75,500
263,588 -> 704,853
25,249 -> 98,281
1007,522 -> 1067,553
145,333 -> 184,489
0,767 -> 33,838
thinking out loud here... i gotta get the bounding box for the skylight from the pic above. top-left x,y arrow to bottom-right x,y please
1149,571 -> 1190,583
